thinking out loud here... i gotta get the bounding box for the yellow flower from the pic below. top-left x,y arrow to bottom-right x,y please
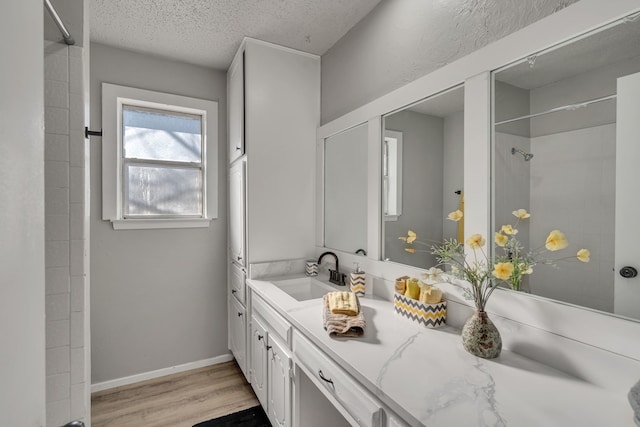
405,248 -> 416,253
466,234 -> 486,249
501,224 -> 518,235
406,230 -> 417,244
512,209 -> 531,219
520,263 -> 533,275
492,262 -> 514,280
545,230 -> 568,251
447,210 -> 463,222
577,249 -> 590,263
495,232 -> 508,247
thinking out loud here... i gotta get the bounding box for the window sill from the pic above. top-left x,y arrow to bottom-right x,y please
111,218 -> 212,230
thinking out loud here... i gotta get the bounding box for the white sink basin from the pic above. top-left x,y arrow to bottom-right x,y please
272,277 -> 337,301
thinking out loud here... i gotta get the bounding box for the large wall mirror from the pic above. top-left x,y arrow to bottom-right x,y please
324,123 -> 368,254
493,12 -> 640,321
382,86 -> 465,268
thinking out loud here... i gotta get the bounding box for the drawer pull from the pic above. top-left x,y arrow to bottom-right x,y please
258,334 -> 264,340
318,370 -> 334,386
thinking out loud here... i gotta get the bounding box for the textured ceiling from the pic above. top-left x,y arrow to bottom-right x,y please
90,0 -> 382,70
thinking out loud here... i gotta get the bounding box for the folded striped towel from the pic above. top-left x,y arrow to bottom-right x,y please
327,291 -> 359,316
322,294 -> 365,337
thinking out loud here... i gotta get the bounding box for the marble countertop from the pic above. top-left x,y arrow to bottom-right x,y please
247,275 -> 635,426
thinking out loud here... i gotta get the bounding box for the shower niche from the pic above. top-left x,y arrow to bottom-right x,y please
492,13 -> 640,319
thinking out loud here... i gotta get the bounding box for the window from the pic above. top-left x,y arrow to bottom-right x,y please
102,83 -> 218,229
383,129 -> 403,221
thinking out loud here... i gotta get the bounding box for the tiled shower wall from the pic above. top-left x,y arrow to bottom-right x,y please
44,40 -> 88,427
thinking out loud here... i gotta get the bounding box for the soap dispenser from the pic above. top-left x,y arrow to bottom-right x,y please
350,262 -> 366,297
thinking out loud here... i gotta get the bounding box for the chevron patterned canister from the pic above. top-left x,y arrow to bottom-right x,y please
393,292 -> 446,328
350,272 -> 366,296
305,260 -> 318,276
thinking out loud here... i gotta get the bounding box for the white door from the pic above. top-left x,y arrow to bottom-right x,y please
228,296 -> 247,378
229,160 -> 246,267
615,71 -> 640,318
268,335 -> 292,427
250,316 -> 268,408
228,51 -> 245,163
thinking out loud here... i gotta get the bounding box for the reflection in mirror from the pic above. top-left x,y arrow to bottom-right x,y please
383,130 -> 403,219
493,14 -> 640,320
324,123 -> 368,254
382,86 -> 465,269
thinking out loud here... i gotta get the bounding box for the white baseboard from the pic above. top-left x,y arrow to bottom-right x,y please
91,353 -> 235,393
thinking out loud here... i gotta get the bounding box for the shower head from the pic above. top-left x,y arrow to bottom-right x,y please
511,147 -> 534,161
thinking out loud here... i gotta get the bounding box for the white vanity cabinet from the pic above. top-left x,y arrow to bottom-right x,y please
250,292 -> 293,427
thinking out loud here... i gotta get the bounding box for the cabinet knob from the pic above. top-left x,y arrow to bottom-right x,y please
235,146 -> 241,151
266,345 -> 272,351
258,334 -> 263,340
231,289 -> 237,294
237,256 -> 242,261
237,312 -> 243,317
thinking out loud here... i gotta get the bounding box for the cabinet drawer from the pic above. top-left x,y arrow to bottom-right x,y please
292,330 -> 383,427
230,262 -> 246,304
252,294 -> 291,347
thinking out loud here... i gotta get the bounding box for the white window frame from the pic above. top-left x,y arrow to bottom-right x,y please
383,129 -> 403,221
102,83 -> 218,230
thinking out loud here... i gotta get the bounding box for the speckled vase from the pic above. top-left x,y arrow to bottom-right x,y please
461,311 -> 502,359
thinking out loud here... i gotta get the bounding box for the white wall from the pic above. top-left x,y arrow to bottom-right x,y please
321,0 -> 580,123
90,43 -> 229,384
0,1 -> 46,425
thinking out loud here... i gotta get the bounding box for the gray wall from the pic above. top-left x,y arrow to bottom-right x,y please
321,0 -> 579,124
90,43 -> 228,383
384,111 -> 443,268
1,1 -> 46,425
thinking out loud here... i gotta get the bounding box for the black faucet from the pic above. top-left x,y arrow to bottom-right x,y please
318,251 -> 346,286
355,248 -> 367,256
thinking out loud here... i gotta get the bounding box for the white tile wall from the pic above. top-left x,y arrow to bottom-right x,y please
46,399 -> 70,427
45,41 -> 88,426
45,133 -> 69,162
46,293 -> 70,321
46,347 -> 70,375
45,267 -> 70,295
46,320 -> 70,349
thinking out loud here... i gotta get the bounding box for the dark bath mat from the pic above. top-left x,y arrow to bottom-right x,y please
193,405 -> 270,427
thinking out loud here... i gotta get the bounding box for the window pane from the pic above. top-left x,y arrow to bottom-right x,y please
124,164 -> 202,216
123,106 -> 202,163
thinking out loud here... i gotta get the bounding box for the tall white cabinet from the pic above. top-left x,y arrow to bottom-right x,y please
226,38 -> 319,386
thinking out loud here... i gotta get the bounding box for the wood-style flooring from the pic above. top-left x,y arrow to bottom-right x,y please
91,361 -> 259,427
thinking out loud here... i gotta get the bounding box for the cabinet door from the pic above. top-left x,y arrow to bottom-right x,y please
250,316 -> 268,408
229,160 -> 246,266
267,334 -> 292,427
228,51 -> 245,163
228,296 -> 247,379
